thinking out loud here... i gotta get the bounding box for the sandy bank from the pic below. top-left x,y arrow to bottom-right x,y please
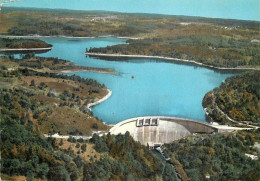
87,89 -> 112,111
85,52 -> 260,71
54,68 -> 115,74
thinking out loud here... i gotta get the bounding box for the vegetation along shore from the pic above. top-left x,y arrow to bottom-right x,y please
0,54 -> 115,74
86,52 -> 260,71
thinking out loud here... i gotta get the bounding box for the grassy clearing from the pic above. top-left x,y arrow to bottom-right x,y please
18,75 -> 110,135
21,76 -> 107,101
40,106 -> 109,135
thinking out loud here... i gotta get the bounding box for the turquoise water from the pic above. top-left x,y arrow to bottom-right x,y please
5,0 -> 260,21
40,37 -> 231,124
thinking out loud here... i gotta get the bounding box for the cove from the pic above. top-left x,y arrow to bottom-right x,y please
40,37 -> 232,124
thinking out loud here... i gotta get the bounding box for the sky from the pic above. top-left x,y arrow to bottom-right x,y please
2,0 -> 260,21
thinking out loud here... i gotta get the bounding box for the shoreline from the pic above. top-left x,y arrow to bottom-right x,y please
0,34 -> 141,40
53,68 -> 116,74
0,47 -> 53,52
85,52 -> 260,71
87,89 -> 112,111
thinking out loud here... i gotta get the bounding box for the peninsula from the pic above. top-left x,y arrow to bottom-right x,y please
0,37 -> 53,53
0,55 -> 115,74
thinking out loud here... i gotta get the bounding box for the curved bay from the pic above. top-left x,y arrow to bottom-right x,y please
40,37 -> 232,124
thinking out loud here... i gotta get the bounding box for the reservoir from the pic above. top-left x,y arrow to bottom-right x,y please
40,37 -> 232,124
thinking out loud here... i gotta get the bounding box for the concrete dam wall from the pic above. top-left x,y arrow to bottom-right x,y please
110,116 -> 218,146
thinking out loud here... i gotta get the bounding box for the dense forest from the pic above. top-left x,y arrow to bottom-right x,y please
203,71 -> 260,125
0,38 -> 52,49
163,129 -> 260,181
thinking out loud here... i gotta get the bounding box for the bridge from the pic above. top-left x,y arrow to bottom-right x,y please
109,116 -> 251,147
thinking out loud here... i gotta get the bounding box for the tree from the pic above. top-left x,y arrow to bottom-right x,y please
38,82 -> 47,90
92,123 -> 98,129
59,139 -> 63,146
162,163 -> 178,181
81,144 -> 87,152
30,79 -> 36,87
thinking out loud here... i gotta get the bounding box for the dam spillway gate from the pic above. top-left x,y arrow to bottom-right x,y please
109,116 -> 218,147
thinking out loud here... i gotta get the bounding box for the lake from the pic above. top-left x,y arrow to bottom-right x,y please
40,37 -> 231,124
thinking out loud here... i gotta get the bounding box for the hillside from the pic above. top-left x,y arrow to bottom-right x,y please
0,66 -> 176,180
0,66 -> 110,135
162,129 -> 260,181
203,71 -> 260,125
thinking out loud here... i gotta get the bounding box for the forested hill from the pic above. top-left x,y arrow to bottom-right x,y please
0,38 -> 52,49
87,35 -> 260,68
203,71 -> 260,125
163,129 -> 260,180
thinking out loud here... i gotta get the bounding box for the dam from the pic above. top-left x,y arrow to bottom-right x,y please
109,116 -> 218,147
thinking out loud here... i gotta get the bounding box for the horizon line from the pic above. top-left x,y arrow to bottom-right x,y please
2,6 -> 260,22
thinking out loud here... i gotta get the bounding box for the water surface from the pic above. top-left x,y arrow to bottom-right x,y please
40,37 -> 231,124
